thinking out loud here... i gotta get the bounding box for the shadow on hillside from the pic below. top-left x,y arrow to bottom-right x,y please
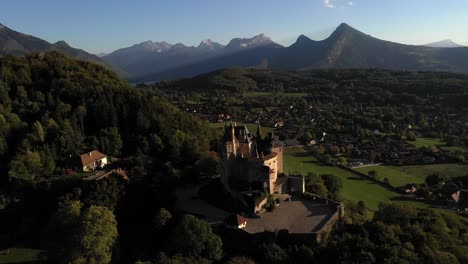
389,196 -> 420,202
346,176 -> 367,181
290,152 -> 309,157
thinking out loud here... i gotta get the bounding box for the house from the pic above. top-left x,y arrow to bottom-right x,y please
225,214 -> 247,229
404,184 -> 417,194
80,150 -> 108,172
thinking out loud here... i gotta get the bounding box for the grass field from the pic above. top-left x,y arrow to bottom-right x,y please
208,122 -> 274,137
0,248 -> 43,263
397,164 -> 468,178
355,163 -> 468,187
408,137 -> 468,152
407,137 -> 444,148
284,149 -> 404,211
354,165 -> 421,187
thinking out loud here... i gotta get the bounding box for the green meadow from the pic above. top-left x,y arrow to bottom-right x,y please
355,164 -> 468,187
283,149 -> 407,211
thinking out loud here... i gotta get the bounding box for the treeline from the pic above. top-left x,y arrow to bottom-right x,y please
0,51 -> 217,183
136,203 -> 468,264
151,67 -> 468,107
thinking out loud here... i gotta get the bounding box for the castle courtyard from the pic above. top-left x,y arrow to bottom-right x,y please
243,197 -> 337,234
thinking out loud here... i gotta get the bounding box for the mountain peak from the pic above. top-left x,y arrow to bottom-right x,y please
53,40 -> 70,47
297,34 -> 313,43
226,34 -> 275,50
198,39 -> 224,50
424,39 -> 464,48
290,34 -> 315,48
333,23 -> 361,35
137,40 -> 173,52
327,22 -> 368,42
172,43 -> 188,49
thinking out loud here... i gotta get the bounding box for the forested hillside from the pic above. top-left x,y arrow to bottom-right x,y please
0,52 -> 218,263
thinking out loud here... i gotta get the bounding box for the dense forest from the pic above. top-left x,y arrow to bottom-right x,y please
0,52 -> 218,263
0,53 -> 467,263
154,67 -> 468,106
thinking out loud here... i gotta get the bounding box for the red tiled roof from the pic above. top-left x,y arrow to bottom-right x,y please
262,152 -> 277,161
80,150 -> 107,167
236,214 -> 247,225
225,214 -> 247,226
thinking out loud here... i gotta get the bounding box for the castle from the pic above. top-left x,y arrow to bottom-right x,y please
219,123 -> 303,195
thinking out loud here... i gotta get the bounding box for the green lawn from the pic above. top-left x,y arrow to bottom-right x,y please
408,137 -> 468,152
284,149 -> 402,211
407,137 -> 444,148
355,165 -> 424,187
0,248 -> 43,263
398,164 -> 468,179
355,164 -> 468,187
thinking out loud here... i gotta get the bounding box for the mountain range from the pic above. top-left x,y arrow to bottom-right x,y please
125,23 -> 468,82
2,22 -> 468,83
101,34 -> 279,78
0,22 -> 118,71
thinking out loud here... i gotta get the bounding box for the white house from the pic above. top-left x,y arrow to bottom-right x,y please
80,150 -> 108,172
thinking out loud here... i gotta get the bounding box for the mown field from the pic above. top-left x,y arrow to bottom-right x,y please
283,148 -> 420,211
408,137 -> 468,152
355,163 -> 468,187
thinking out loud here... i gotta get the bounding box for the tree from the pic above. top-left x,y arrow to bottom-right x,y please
99,127 -> 123,156
8,151 -> 42,181
383,177 -> 390,186
368,170 -> 377,178
154,208 -> 172,230
323,154 -> 332,165
225,256 -> 256,264
169,215 -> 222,261
75,205 -> 118,264
357,201 -> 366,215
337,156 -> 347,165
46,199 -> 83,263
406,131 -> 416,141
289,245 -> 315,264
259,243 -> 287,264
368,150 -> 377,163
33,120 -> 45,142
306,173 -> 328,197
321,174 -> 343,200
426,173 -> 445,186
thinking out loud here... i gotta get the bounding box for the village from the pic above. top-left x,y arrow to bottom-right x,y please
165,88 -> 468,217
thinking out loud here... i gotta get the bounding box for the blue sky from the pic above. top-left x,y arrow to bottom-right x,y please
1,0 -> 467,53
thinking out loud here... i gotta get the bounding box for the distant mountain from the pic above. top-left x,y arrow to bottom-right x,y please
424,39 -> 464,48
103,34 -> 279,77
0,22 -> 118,71
225,34 -> 276,50
129,23 -> 468,83
198,39 -> 224,51
96,52 -> 108,57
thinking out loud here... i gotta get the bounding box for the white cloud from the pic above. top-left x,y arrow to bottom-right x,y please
323,0 -> 335,8
323,0 -> 353,8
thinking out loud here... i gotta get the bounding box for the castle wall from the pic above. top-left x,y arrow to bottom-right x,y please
271,147 -> 284,174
